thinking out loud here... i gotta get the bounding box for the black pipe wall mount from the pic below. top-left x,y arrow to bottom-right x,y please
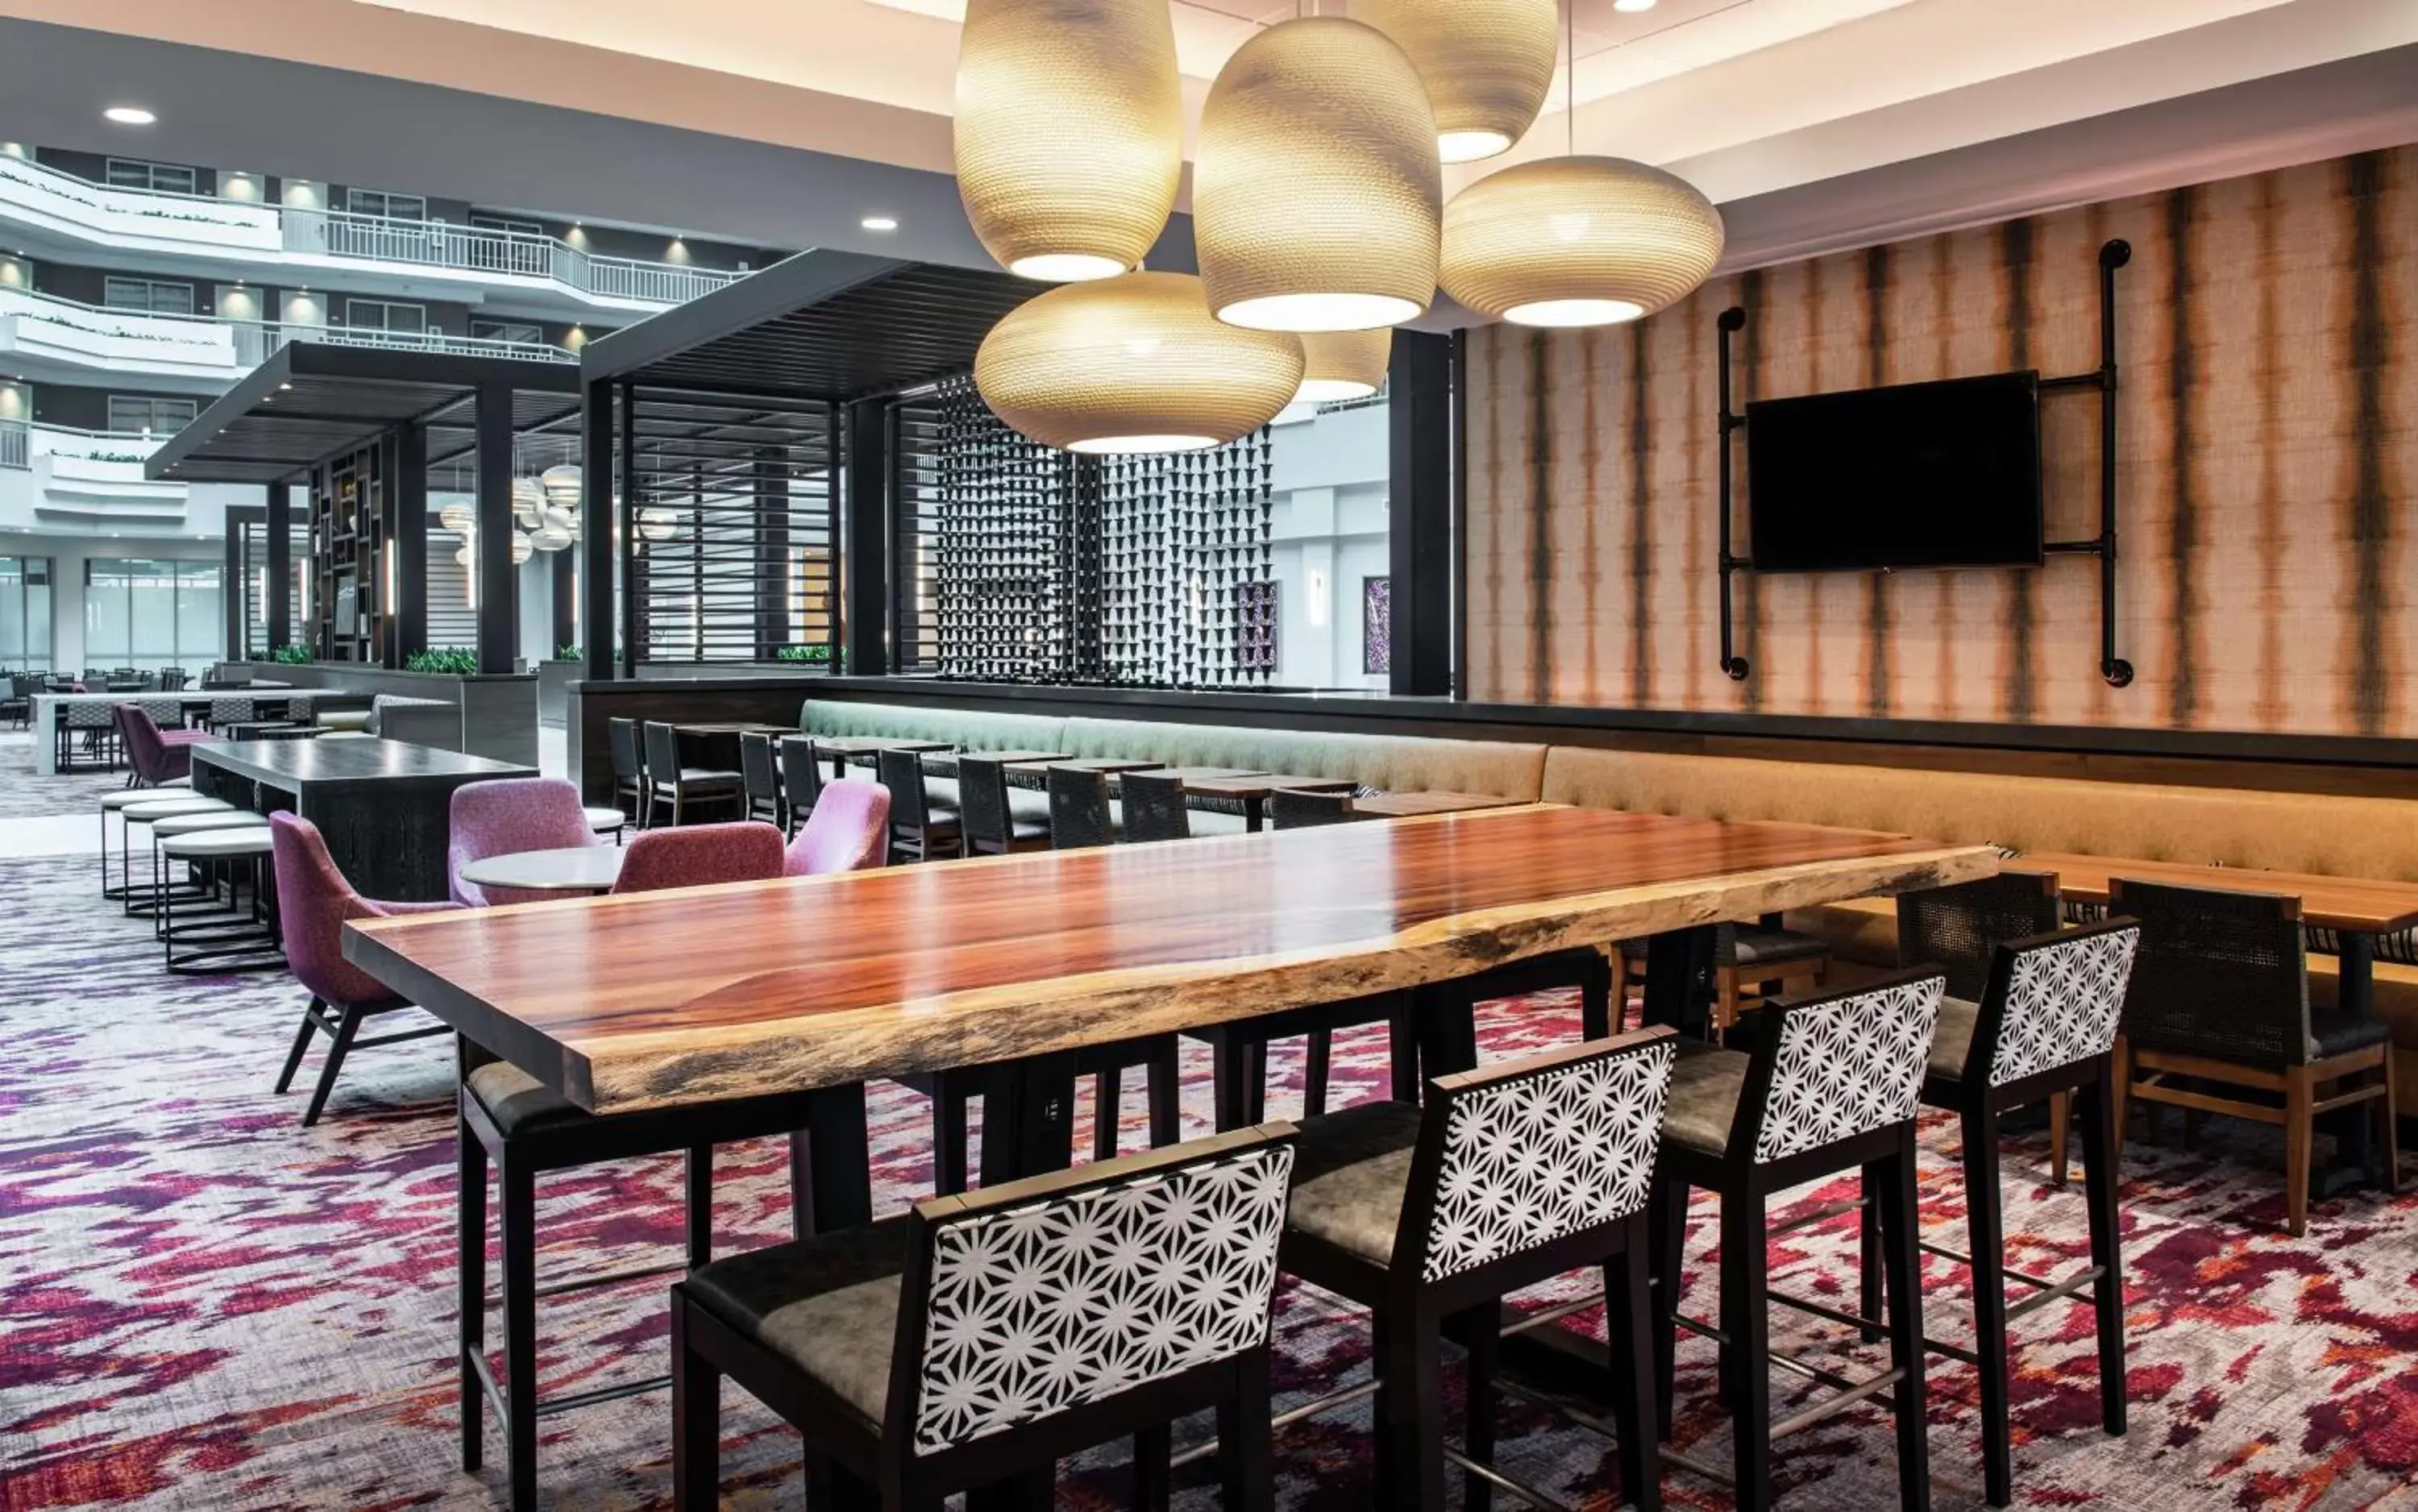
1714,238 -> 2133,688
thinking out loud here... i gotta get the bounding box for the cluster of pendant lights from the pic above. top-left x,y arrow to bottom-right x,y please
436,463 -> 588,572
962,0 -> 1723,455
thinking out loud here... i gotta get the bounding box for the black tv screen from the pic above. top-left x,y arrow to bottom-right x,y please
1745,371 -> 2044,571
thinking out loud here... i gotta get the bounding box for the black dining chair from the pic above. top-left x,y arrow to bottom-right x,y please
608,717 -> 646,823
1121,771 -> 1193,844
1048,766 -> 1116,849
777,736 -> 824,837
737,733 -> 783,827
1269,787 -> 1359,829
642,721 -> 743,827
958,755 -> 1050,856
877,748 -> 962,862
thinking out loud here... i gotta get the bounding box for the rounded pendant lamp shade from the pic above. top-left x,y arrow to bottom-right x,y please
955,0 -> 1182,282
1295,327 -> 1391,404
1353,0 -> 1557,164
1441,156 -> 1725,327
974,271 -> 1304,453
1194,17 -> 1441,333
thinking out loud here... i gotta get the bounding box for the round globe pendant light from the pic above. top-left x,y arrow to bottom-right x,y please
955,0 -> 1182,282
1441,156 -> 1723,326
438,501 -> 474,534
1194,17 -> 1440,333
539,463 -> 583,513
1294,328 -> 1390,404
1353,0 -> 1557,164
974,271 -> 1304,453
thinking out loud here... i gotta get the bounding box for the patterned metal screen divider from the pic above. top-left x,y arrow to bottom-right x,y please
899,375 -> 1276,690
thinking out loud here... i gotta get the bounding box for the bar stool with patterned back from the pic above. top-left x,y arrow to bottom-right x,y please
878,747 -> 962,862
1279,1028 -> 1677,1511
608,716 -> 646,823
1047,765 -> 1115,849
1851,916 -> 2140,1508
957,755 -> 1049,856
671,1124 -> 1300,1512
206,694 -> 256,737
1897,874 -> 2065,1173
1650,970 -> 1945,1512
642,721 -> 743,827
2109,879 -> 2397,1237
1121,770 -> 1192,844
778,735 -> 825,836
738,732 -> 783,827
60,697 -> 114,771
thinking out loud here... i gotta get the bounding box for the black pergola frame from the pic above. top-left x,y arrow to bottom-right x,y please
148,343 -> 583,673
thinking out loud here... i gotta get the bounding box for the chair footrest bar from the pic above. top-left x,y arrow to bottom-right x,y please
351,1025 -> 451,1051
1657,1445 -> 1736,1488
1769,1365 -> 1907,1442
1671,1312 -> 1728,1346
1768,1198 -> 1865,1238
2003,1265 -> 2104,1323
1166,1377 -> 1385,1472
1764,1287 -> 1886,1337
1441,1446 -> 1579,1512
463,1345 -> 672,1428
1915,1238 -> 2061,1293
1502,1292 -> 1606,1340
1492,1377 -> 1625,1450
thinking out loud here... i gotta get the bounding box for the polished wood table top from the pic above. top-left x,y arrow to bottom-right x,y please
1178,773 -> 1356,800
1352,790 -> 1528,818
345,804 -> 1995,1115
1020,756 -> 1165,775
194,738 -> 535,791
2008,853 -> 2418,934
456,845 -> 625,895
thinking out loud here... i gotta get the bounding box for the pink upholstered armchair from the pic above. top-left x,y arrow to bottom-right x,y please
118,704 -> 210,787
611,821 -> 787,895
268,813 -> 458,1126
447,778 -> 597,908
783,779 -> 891,877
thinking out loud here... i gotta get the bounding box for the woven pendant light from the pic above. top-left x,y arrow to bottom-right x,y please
1194,17 -> 1440,333
955,0 -> 1182,282
1441,156 -> 1723,326
1354,0 -> 1557,164
1295,327 -> 1390,403
974,271 -> 1304,453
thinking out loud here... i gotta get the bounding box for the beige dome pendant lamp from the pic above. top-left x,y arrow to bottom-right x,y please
954,0 -> 1183,282
975,271 -> 1306,453
1294,327 -> 1391,404
1194,6 -> 1442,333
1440,0 -> 1724,327
1353,0 -> 1558,164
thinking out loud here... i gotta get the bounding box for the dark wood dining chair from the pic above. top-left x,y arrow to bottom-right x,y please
1048,766 -> 1115,849
877,747 -> 962,862
777,736 -> 824,836
1269,787 -> 1358,829
608,716 -> 646,823
2108,878 -> 2398,1236
737,732 -> 783,827
672,1125 -> 1299,1512
957,755 -> 1050,856
1121,771 -> 1193,843
1278,1028 -> 1676,1511
1858,917 -> 2140,1508
1650,970 -> 1943,1512
1897,871 -> 2068,1177
642,721 -> 742,826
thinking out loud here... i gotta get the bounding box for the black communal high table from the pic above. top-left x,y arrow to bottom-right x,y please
191,739 -> 538,901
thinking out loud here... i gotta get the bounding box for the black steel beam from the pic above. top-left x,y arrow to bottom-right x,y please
580,250 -> 904,386
842,396 -> 891,677
393,422 -> 429,667
264,482 -> 293,657
474,382 -> 517,675
582,378 -> 617,682
1389,330 -> 1453,696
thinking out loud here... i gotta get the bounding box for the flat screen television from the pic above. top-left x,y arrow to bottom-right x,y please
1745,371 -> 2044,571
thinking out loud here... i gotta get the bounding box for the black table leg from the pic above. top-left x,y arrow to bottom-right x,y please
1244,795 -> 1265,833
980,1051 -> 1081,1188
1642,924 -> 1718,1041
2316,932 -> 2380,1196
790,1082 -> 873,1238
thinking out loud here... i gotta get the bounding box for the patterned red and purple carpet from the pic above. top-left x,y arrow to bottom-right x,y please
3,752 -> 2415,1509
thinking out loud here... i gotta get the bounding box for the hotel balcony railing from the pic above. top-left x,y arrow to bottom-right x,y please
0,417 -> 27,471
1,286 -> 578,376
0,152 -> 744,307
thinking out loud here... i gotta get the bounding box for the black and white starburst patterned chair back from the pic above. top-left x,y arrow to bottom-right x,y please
1406,1027 -> 1676,1285
1953,920 -> 2141,1091
1732,970 -> 1946,1168
899,1126 -> 1298,1460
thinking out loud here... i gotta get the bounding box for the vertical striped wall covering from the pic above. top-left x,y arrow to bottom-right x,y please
1463,146 -> 2415,737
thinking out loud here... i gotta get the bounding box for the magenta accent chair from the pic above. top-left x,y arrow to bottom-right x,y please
783,778 -> 891,877
269,812 -> 459,1126
611,820 -> 787,895
118,704 -> 210,787
448,778 -> 597,908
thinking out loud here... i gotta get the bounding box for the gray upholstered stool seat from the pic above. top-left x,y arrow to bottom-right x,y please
123,795 -> 231,820
150,811 -> 271,839
1729,924 -> 1830,968
680,1217 -> 913,1427
1926,995 -> 1984,1080
584,805 -> 629,835
465,1062 -> 588,1136
1663,1041 -> 1752,1157
102,782 -> 189,809
1282,1099 -> 1423,1269
160,826 -> 274,861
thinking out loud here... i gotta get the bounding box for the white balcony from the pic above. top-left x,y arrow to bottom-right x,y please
0,286 -> 577,386
0,153 -> 746,318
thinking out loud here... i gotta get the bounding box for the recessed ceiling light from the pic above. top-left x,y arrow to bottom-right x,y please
103,106 -> 156,126
861,215 -> 899,233
1612,0 -> 1657,9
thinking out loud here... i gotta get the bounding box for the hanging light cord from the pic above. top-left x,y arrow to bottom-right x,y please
1567,0 -> 1577,156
